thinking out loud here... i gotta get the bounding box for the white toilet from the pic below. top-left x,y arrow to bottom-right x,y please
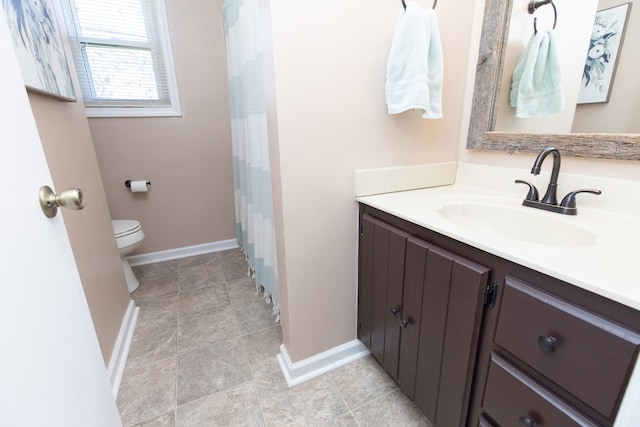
112,220 -> 145,293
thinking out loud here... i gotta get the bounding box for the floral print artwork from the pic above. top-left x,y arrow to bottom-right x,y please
577,3 -> 630,104
1,0 -> 75,100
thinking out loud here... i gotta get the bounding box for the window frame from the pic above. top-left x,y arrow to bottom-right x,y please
63,0 -> 181,118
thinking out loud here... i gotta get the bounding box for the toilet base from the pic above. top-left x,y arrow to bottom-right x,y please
121,256 -> 140,293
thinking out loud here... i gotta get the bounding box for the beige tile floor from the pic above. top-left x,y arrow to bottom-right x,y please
118,248 -> 431,426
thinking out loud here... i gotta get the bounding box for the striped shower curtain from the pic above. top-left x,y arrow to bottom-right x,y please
223,0 -> 280,321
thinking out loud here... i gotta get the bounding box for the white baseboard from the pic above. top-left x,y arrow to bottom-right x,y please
276,340 -> 370,387
107,300 -> 139,398
127,239 -> 239,267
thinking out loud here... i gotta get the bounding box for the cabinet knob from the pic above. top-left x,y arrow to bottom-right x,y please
519,416 -> 535,427
390,307 -> 400,316
401,319 -> 411,328
537,335 -> 558,353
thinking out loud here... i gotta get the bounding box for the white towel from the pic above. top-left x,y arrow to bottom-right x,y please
385,3 -> 443,119
510,30 -> 564,118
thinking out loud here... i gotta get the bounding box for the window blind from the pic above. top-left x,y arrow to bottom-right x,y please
63,0 -> 177,111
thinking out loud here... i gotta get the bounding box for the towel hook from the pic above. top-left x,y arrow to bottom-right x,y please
402,0 -> 437,10
529,0 -> 557,34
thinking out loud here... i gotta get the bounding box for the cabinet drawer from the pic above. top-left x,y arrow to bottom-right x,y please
495,277 -> 640,420
483,353 -> 598,427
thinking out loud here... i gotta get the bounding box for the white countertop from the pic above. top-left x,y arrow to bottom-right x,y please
357,182 -> 640,312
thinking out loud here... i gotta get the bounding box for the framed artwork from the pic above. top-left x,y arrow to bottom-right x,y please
577,2 -> 632,104
2,0 -> 76,101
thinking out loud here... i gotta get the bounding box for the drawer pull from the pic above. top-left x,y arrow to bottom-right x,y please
537,335 -> 557,353
519,416 -> 536,427
401,319 -> 411,328
390,307 -> 400,316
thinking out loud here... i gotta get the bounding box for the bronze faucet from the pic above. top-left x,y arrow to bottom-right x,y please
516,147 -> 601,215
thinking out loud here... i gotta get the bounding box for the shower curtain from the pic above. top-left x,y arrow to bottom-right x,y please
223,0 -> 280,321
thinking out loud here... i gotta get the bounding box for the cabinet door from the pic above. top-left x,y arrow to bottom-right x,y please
398,237 -> 490,426
433,254 -> 491,427
358,214 -> 409,379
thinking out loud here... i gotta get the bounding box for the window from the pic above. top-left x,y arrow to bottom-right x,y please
63,0 -> 180,117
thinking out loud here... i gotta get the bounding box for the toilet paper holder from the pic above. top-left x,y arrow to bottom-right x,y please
125,180 -> 151,188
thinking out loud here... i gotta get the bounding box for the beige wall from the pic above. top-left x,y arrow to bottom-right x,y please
265,0 -> 476,361
260,0 -> 292,348
572,0 -> 640,133
29,93 -> 130,365
88,0 -> 236,254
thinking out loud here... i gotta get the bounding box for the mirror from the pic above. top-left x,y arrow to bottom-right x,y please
467,0 -> 640,160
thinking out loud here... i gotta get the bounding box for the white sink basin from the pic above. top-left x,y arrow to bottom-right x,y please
437,202 -> 597,247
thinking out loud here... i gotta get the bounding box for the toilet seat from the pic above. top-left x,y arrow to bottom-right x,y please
112,219 -> 144,253
111,219 -> 145,293
113,220 -> 142,239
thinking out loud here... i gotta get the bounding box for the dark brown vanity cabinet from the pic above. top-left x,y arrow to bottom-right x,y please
358,204 -> 640,427
358,212 -> 491,426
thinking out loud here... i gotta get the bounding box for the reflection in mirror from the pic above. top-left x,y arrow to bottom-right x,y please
467,0 -> 640,160
495,0 -> 637,134
495,0 -> 597,134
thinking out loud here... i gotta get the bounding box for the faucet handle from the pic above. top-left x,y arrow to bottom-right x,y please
515,180 -> 539,202
560,189 -> 602,209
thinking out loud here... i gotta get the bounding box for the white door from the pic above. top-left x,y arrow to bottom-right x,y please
0,10 -> 122,427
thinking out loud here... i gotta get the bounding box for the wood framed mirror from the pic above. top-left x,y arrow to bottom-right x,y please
466,0 -> 640,161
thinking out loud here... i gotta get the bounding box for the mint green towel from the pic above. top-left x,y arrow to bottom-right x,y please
385,3 -> 443,119
510,30 -> 564,118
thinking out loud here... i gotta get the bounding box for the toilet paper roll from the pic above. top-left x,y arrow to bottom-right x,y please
130,180 -> 149,193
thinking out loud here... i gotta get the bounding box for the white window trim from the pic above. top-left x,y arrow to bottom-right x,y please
67,0 -> 181,118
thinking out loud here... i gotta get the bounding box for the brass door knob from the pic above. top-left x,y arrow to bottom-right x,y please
39,186 -> 84,218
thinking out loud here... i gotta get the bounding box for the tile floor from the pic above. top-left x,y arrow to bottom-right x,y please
118,248 -> 431,426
